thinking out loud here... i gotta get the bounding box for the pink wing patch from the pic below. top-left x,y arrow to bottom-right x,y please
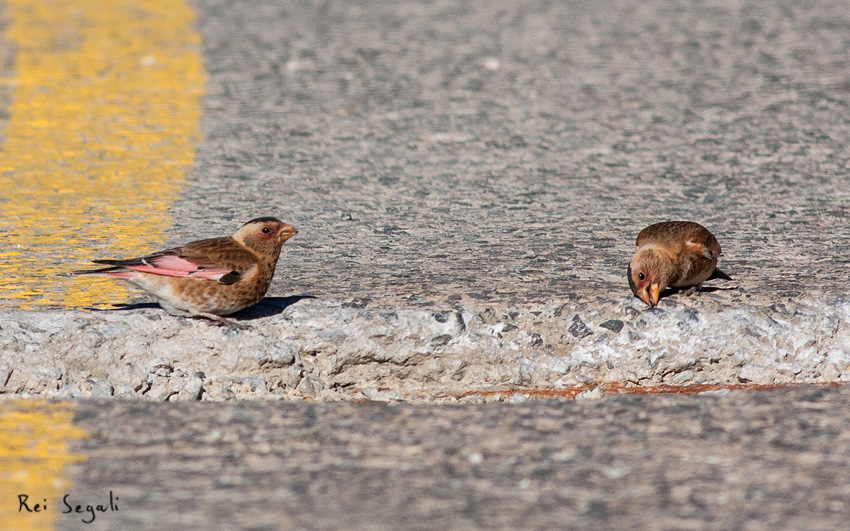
120,255 -> 233,281
685,239 -> 722,258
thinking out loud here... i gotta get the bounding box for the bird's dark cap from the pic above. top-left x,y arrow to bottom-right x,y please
243,216 -> 284,226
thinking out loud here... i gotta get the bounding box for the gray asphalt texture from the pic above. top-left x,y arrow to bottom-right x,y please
58,385 -> 850,530
177,0 -> 850,306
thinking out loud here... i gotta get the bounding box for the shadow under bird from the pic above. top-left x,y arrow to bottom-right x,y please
74,217 -> 297,327
627,221 -> 731,308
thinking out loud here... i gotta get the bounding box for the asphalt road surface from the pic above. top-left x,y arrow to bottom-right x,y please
180,0 -> 850,304
46,385 -> 850,530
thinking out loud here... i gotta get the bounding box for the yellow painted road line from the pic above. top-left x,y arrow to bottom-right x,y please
0,0 -> 204,308
0,401 -> 87,531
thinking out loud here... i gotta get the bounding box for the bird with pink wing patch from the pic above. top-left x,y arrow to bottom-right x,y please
75,217 -> 297,328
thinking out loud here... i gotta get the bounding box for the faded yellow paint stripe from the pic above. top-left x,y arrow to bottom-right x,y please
0,401 -> 87,530
0,0 -> 204,308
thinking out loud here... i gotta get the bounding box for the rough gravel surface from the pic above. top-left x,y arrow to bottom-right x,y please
2,292 -> 849,402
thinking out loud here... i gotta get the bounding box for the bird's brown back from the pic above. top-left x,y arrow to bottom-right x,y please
636,221 -> 720,256
174,237 -> 262,272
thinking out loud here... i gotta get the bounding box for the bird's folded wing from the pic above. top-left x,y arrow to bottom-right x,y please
684,237 -> 722,259
94,237 -> 257,284
78,237 -> 258,285
123,254 -> 235,281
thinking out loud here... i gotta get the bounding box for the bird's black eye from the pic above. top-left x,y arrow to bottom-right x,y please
638,272 -> 646,281
261,227 -> 271,234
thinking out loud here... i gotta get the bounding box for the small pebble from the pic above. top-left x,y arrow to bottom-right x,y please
575,387 -> 603,400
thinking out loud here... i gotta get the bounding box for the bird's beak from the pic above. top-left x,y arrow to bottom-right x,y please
278,225 -> 298,243
638,283 -> 661,308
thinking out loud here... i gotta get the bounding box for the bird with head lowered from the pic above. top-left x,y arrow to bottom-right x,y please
628,221 -> 731,308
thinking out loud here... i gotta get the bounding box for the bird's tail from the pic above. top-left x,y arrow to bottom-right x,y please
709,268 -> 732,281
72,259 -> 134,275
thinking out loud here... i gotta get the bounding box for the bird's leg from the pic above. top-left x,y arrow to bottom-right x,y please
681,283 -> 703,297
194,312 -> 252,331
